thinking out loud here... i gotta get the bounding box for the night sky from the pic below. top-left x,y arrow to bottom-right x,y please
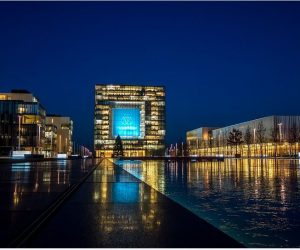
1,2 -> 300,149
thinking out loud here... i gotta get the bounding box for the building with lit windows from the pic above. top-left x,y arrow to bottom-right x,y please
45,115 -> 73,156
0,90 -> 46,156
44,120 -> 57,157
94,84 -> 166,157
187,115 -> 300,157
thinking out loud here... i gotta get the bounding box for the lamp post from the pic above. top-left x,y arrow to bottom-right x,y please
278,123 -> 283,156
38,124 -> 41,153
253,128 -> 256,156
18,115 -> 21,151
210,137 -> 213,156
59,135 -> 61,153
218,133 -> 221,155
50,118 -> 53,157
278,123 -> 282,142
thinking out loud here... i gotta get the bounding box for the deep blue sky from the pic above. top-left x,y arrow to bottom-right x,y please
1,2 -> 300,149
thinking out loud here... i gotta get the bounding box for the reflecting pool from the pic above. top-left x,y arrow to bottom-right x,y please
116,158 -> 300,247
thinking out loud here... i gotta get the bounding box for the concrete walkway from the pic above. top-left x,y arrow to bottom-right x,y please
0,159 -> 97,247
24,158 -> 243,247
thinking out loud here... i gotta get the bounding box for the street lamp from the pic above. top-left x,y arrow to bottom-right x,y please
59,135 -> 61,153
218,132 -> 221,145
37,123 -> 41,153
50,118 -> 53,157
278,123 -> 282,142
18,115 -> 21,151
253,128 -> 256,156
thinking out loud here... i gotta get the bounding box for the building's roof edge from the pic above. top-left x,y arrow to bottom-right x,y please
95,83 -> 165,88
187,115 -> 300,133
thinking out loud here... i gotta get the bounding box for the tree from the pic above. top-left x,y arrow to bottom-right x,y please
244,126 -> 252,158
113,135 -> 124,157
270,123 -> 280,157
256,121 -> 266,157
227,128 -> 243,157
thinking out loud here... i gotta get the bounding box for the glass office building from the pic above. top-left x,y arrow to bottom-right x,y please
187,115 -> 300,157
45,115 -> 73,157
94,84 -> 166,157
0,90 -> 46,156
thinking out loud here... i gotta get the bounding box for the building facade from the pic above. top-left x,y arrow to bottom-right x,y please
45,115 -> 73,156
0,90 -> 46,156
187,115 -> 300,157
94,84 -> 166,157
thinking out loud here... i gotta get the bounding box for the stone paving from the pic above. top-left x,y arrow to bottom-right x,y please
25,158 -> 243,247
0,159 -> 97,247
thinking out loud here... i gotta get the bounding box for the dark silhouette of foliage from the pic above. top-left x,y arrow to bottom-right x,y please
288,123 -> 299,156
227,128 -> 243,156
256,121 -> 266,156
113,135 -> 123,157
244,126 -> 252,157
270,123 -> 280,157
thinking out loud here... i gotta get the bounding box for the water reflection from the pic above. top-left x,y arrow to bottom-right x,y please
0,160 -> 94,211
118,158 -> 300,247
92,159 -> 162,234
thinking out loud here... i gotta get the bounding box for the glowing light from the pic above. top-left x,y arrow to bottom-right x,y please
113,183 -> 139,203
12,151 -> 31,159
112,108 -> 141,138
57,153 -> 67,159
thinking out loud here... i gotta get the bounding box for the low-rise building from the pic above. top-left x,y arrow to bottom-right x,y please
46,115 -> 73,156
187,115 -> 300,157
44,120 -> 58,157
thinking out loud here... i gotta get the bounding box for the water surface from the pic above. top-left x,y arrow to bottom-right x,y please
116,158 -> 300,247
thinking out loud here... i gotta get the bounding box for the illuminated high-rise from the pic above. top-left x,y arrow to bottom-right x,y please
94,84 -> 166,157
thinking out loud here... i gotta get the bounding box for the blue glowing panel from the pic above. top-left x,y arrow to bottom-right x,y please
112,108 -> 140,138
112,183 -> 139,203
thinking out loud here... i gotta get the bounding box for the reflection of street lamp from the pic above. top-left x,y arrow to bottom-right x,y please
18,115 -> 21,150
278,123 -> 282,142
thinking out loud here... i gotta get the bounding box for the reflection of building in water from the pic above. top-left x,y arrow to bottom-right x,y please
95,160 -> 161,233
187,115 -> 300,157
94,84 -> 166,157
121,160 -> 166,193
8,161 -> 71,210
186,159 -> 299,205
